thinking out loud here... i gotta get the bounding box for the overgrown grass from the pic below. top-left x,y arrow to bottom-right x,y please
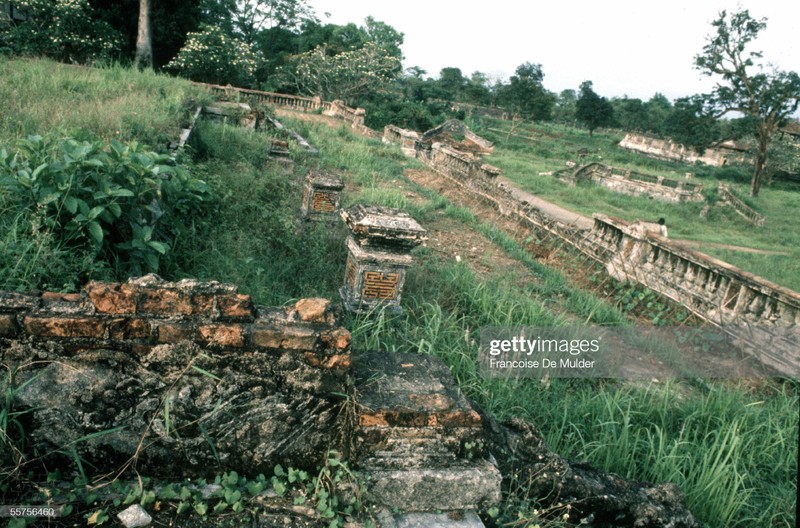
0,57 -> 212,147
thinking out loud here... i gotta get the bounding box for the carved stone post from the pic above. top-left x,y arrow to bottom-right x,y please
339,205 -> 426,313
302,171 -> 344,219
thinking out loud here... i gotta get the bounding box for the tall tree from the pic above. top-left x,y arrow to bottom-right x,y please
695,9 -> 800,196
497,62 -> 555,121
134,0 -> 152,69
576,81 -> 614,136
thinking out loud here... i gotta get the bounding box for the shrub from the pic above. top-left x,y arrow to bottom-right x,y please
0,135 -> 213,279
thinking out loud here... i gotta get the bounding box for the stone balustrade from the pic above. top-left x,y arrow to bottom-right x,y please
572,162 -> 704,203
586,214 -> 798,375
193,82 -> 328,112
718,183 -> 766,226
383,125 -> 422,157
619,133 -> 749,167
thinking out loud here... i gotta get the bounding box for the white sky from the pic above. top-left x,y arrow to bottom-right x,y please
308,0 -> 800,102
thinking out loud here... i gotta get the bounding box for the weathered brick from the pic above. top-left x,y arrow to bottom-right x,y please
41,292 -> 82,303
199,324 -> 244,347
139,288 -> 193,316
359,413 -> 389,427
156,322 -> 197,343
251,325 -> 318,350
23,316 -> 105,338
0,314 -> 18,337
109,318 -> 152,340
41,292 -> 86,315
438,410 -> 482,428
216,293 -> 254,319
320,328 -> 351,351
0,291 -> 40,311
86,282 -> 137,314
191,293 -> 216,316
303,352 -> 351,369
294,298 -> 332,323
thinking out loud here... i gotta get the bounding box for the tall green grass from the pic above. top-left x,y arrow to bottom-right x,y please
0,57 -> 212,147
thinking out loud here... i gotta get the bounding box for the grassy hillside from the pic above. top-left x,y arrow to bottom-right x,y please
0,59 -> 797,527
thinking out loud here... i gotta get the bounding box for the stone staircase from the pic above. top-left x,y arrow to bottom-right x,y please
352,352 -> 501,525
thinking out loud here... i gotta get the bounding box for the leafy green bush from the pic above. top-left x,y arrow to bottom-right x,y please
0,135 -> 213,279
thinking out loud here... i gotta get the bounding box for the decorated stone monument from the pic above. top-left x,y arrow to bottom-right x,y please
301,171 -> 344,219
339,204 -> 426,313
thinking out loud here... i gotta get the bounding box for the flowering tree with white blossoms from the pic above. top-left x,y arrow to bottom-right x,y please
0,0 -> 121,63
165,25 -> 261,87
289,41 -> 401,104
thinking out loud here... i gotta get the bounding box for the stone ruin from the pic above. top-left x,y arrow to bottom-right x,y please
301,170 -> 344,220
564,162 -> 705,203
383,119 -> 799,377
619,133 -> 749,167
1,275 -> 701,527
339,204 -> 426,314
421,119 -> 495,154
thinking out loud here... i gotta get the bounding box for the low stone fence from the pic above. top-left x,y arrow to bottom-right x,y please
571,162 -> 704,203
193,82 -> 329,113
718,183 -> 765,226
619,133 -> 748,167
579,215 -> 798,374
383,125 -> 422,157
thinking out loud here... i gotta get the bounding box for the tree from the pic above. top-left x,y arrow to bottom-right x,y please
553,89 -> 577,126
576,81 -> 614,136
1,0 -> 121,63
497,62 -> 555,121
165,24 -> 261,86
695,9 -> 800,196
663,95 -> 721,152
134,0 -> 152,69
289,41 -> 401,103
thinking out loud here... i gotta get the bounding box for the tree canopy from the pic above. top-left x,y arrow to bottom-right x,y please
576,81 -> 615,136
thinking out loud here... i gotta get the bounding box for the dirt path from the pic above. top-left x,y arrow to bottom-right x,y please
670,240 -> 790,256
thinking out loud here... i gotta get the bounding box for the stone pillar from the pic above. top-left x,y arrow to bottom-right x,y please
301,171 -> 344,219
339,205 -> 426,313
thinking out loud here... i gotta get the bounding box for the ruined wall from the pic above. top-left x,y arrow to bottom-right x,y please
579,215 -> 799,374
323,100 -> 379,138
1,275 -> 352,476
572,162 -> 704,203
619,133 -> 748,167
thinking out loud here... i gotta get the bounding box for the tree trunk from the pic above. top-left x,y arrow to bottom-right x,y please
750,126 -> 771,197
134,0 -> 152,70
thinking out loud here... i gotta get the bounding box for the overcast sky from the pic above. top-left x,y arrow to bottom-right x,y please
307,0 -> 800,102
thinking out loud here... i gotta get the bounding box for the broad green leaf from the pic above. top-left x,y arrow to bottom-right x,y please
88,221 -> 103,244
64,195 -> 79,214
148,241 -> 168,254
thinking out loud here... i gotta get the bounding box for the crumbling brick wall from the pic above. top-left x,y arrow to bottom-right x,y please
1,275 -> 352,476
